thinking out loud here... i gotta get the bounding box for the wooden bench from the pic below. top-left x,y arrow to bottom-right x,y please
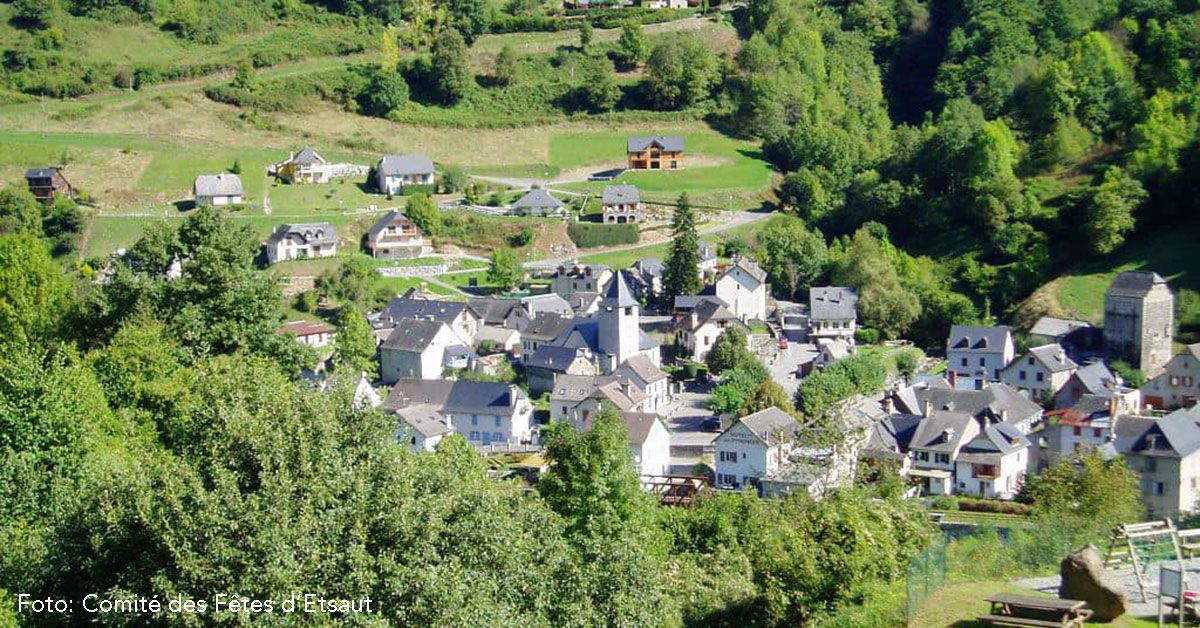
976,614 -> 1068,627
979,593 -> 1092,628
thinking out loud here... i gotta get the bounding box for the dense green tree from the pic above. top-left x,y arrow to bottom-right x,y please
431,28 -> 472,104
357,66 -> 409,117
705,326 -> 753,374
1067,32 -> 1141,136
487,248 -> 522,291
614,21 -> 649,69
405,192 -> 442,235
642,32 -> 719,109
831,228 -> 920,338
1129,89 -> 1196,179
573,56 -> 621,112
894,350 -> 919,384
777,168 -> 833,221
448,0 -> 490,43
1026,450 -> 1142,544
578,20 -> 594,49
739,379 -> 794,417
755,215 -> 828,300
710,361 -> 770,415
315,255 -> 381,306
333,304 -> 377,377
1078,166 -> 1147,255
0,233 -> 69,348
662,193 -> 702,299
0,184 -> 42,234
795,353 -> 887,417
494,44 -> 519,86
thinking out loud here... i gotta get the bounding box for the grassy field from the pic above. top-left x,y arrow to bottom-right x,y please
1020,228 -> 1200,342
910,580 -> 1158,628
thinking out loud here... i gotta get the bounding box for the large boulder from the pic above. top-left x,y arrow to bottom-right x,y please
1059,544 -> 1127,622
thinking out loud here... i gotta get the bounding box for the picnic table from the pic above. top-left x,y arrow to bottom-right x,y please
978,593 -> 1093,628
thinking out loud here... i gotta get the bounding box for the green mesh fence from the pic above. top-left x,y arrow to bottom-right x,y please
905,535 -> 948,624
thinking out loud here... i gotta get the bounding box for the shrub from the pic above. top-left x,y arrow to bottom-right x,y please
854,328 -> 881,345
567,222 -> 638,248
956,498 -> 1031,515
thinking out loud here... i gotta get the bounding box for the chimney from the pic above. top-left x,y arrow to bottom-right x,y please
948,370 -> 958,388
1109,395 -> 1119,419
923,398 -> 933,417
444,413 -> 454,429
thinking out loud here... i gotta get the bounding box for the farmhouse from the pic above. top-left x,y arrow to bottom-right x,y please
621,412 -> 672,477
999,343 -> 1078,400
953,420 -> 1030,499
385,379 -> 534,450
379,319 -> 463,382
25,167 -> 73,204
273,147 -> 366,184
809,287 -> 858,344
376,154 -> 435,195
510,188 -> 566,217
674,298 -> 747,362
715,256 -> 768,322
1115,406 -> 1200,519
1142,344 -> 1200,409
627,136 -> 684,170
945,325 -> 1015,388
602,184 -> 642,224
193,173 -> 244,206
364,210 -> 429,259
265,222 -> 338,263
714,407 -> 799,492
277,320 -> 336,348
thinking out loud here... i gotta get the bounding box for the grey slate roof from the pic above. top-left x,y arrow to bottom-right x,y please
378,297 -> 473,328
810,287 -> 858,321
734,407 -> 799,446
905,382 -> 1042,426
523,312 -> 574,342
385,379 -> 526,415
291,147 -> 326,165
396,404 -> 454,438
381,319 -> 450,352
366,210 -> 418,242
469,298 -> 521,326
618,353 -> 667,385
526,345 -> 590,370
690,298 -> 741,329
910,411 -> 977,452
25,167 -> 58,179
1074,361 -> 1118,395
512,188 -> 564,209
193,173 -> 244,197
522,293 -> 573,317
963,421 -> 1030,456
1030,317 -> 1092,338
1122,406 -> 1200,458
379,154 -> 435,176
267,222 -> 338,246
602,184 -> 639,205
621,412 -> 662,445
603,271 -> 638,308
1028,344 -> 1078,373
948,325 -> 1012,352
866,414 -> 923,456
627,135 -> 685,152
632,258 -> 663,278
723,256 -> 767,284
1106,271 -> 1168,298
674,294 -> 725,311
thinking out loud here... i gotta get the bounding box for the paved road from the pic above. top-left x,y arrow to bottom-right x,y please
661,390 -> 720,470
523,209 -> 775,270
769,342 -> 819,397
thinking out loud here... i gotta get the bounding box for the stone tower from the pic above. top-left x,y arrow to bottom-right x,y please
598,270 -> 640,370
1103,271 -> 1174,378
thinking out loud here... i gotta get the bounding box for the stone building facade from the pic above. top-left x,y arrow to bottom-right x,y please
1103,271 -> 1174,379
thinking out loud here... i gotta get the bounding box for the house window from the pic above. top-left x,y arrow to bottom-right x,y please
1036,372 -> 1044,382
494,417 -> 502,427
1028,357 -> 1035,365
719,451 -> 737,462
979,358 -> 986,367
1073,426 -> 1081,436
961,358 -> 968,367
493,432 -> 503,441
471,415 -> 478,426
1019,371 -> 1026,381
469,431 -> 480,440
917,452 -> 929,462
935,453 -> 950,464
1156,482 -> 1165,495
1093,428 -> 1102,438
1146,458 -> 1158,472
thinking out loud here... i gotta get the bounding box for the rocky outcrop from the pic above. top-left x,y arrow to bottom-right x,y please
1059,544 -> 1127,622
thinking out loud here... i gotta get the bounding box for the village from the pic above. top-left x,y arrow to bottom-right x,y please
26,132 -> 1199,527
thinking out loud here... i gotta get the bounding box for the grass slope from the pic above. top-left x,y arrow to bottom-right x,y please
911,580 -> 1157,628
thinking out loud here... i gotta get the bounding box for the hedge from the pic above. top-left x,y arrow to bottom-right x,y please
567,222 -> 639,248
956,498 -> 1032,516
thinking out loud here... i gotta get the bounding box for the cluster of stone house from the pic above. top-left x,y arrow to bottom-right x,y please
671,256 -> 769,361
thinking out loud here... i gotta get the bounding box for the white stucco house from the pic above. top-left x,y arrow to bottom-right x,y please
715,257 -> 768,322
952,420 -> 1030,499
623,411 -> 671,477
674,298 -> 748,363
265,222 -> 338,264
1000,343 -> 1078,400
385,379 -> 534,450
379,320 -> 462,382
377,154 -> 435,196
946,325 -> 1016,388
193,173 -> 243,206
714,407 -> 799,492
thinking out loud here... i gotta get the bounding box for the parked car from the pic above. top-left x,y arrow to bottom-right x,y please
701,416 -> 722,432
778,338 -> 788,350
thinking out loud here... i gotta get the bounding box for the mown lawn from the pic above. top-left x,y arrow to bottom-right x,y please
911,580 -> 1158,628
1053,228 -> 1200,325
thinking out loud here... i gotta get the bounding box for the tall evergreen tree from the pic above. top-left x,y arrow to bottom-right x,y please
662,193 -> 701,300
